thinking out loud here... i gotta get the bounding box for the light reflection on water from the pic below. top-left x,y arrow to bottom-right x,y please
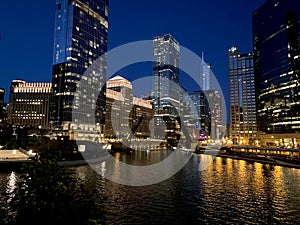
0,171 -> 17,196
6,172 -> 16,195
83,152 -> 300,225
1,151 -> 300,224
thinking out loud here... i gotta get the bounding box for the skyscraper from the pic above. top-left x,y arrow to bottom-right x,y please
152,34 -> 181,144
189,91 -> 210,136
252,0 -> 300,134
228,46 -> 257,145
51,0 -> 108,140
152,34 -> 180,114
0,88 -> 4,104
0,88 -> 6,125
200,52 -> 212,91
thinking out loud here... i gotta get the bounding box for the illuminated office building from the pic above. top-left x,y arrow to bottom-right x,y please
189,91 -> 210,134
51,0 -> 108,140
200,52 -> 213,91
0,88 -> 6,125
152,34 -> 180,113
105,76 -> 153,139
228,46 -> 257,145
152,34 -> 181,144
8,80 -> 52,127
189,89 -> 223,141
252,0 -> 300,134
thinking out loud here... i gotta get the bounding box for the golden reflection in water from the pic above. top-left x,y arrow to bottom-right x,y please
214,157 -> 224,180
253,163 -> 263,194
253,163 -> 288,209
114,152 -> 121,160
202,156 -> 289,201
290,168 -> 300,177
112,152 -> 121,179
273,166 -> 287,205
237,160 -> 247,183
225,157 -> 233,176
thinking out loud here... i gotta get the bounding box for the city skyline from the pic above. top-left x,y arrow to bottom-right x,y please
0,0 -> 266,105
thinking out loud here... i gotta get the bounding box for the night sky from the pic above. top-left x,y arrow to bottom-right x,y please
0,0 -> 266,106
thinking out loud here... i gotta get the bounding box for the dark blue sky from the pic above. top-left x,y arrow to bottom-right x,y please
0,0 -> 266,103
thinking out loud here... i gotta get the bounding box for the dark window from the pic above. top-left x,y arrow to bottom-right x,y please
57,3 -> 61,10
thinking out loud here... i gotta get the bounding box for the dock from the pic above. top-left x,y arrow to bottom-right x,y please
0,150 -> 32,171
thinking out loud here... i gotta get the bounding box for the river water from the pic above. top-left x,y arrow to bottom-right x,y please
1,150 -> 300,224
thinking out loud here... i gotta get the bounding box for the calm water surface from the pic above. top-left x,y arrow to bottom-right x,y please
1,150 -> 300,224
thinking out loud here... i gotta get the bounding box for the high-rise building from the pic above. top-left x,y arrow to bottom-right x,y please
8,80 -> 52,127
189,89 -> 223,141
105,75 -> 154,139
189,91 -> 210,134
200,52 -> 212,91
252,0 -> 300,134
152,34 -> 180,114
152,34 -> 181,144
51,0 -> 108,140
228,46 -> 257,145
0,88 -> 4,104
0,88 -> 6,125
205,89 -> 223,140
105,75 -> 133,138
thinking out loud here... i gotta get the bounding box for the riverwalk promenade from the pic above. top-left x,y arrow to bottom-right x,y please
1,145 -> 300,171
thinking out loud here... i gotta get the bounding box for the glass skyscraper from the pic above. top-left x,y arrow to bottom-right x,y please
200,52 -> 212,91
152,34 -> 180,114
152,34 -> 181,144
252,0 -> 300,134
189,91 -> 210,137
228,46 -> 257,145
51,0 -> 108,140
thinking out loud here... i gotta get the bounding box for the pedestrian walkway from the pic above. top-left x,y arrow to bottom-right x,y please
0,150 -> 29,161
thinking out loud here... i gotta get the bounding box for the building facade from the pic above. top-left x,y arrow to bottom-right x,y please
189,91 -> 210,136
0,88 -> 4,104
8,80 -> 51,127
152,34 -> 181,145
228,46 -> 257,145
0,88 -> 6,125
0,88 -> 8,125
189,90 -> 223,142
105,75 -> 133,139
200,52 -> 213,91
205,90 -> 223,140
252,0 -> 300,135
152,34 -> 180,114
105,76 -> 153,140
51,0 -> 108,140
